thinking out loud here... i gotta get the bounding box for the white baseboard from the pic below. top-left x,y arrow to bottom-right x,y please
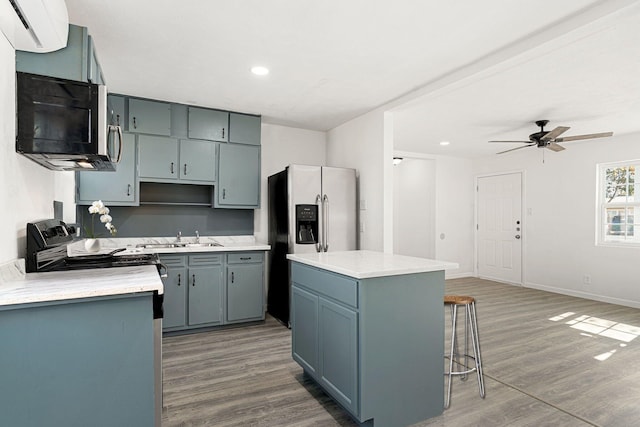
525,281 -> 640,310
445,271 -> 474,279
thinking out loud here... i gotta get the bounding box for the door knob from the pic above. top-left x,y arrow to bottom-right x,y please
515,235 -> 521,239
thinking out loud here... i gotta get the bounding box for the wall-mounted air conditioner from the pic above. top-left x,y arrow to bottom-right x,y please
0,0 -> 68,52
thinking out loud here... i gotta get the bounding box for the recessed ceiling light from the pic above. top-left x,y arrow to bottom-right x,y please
440,141 -> 450,146
251,66 -> 269,76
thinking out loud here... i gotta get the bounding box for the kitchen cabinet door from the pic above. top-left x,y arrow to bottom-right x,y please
179,139 -> 216,183
188,107 -> 229,142
162,263 -> 188,329
318,297 -> 358,414
188,265 -> 223,326
108,95 -> 126,128
16,25 -> 103,84
76,133 -> 137,205
291,285 -> 319,377
129,99 -> 171,136
138,135 -> 179,180
216,143 -> 260,208
226,261 -> 264,323
229,113 -> 261,145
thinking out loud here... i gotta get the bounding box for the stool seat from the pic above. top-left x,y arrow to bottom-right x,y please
444,295 -> 475,305
444,294 -> 485,409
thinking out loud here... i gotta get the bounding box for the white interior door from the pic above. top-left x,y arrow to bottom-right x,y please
477,172 -> 522,284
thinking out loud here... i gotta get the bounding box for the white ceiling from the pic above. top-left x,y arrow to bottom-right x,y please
64,0 -> 640,158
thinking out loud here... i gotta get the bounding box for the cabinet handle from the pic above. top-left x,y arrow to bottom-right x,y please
231,272 -> 234,283
170,162 -> 174,174
222,128 -> 225,139
177,273 -> 181,286
223,189 -> 226,199
127,184 -> 131,196
184,163 -> 187,175
133,117 -> 137,129
192,274 -> 195,286
240,257 -> 251,261
116,114 -> 120,126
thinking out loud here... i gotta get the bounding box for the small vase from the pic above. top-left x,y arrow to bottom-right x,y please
84,238 -> 100,253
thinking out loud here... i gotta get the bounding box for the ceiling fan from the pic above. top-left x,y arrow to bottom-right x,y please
490,120 -> 614,154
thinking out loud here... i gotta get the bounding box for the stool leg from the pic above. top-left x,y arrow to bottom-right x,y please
469,301 -> 485,398
444,304 -> 458,409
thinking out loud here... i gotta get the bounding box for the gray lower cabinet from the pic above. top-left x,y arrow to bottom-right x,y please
76,133 -> 138,206
216,143 -> 260,208
162,251 -> 264,332
16,24 -> 105,84
226,252 -> 265,323
290,261 -> 446,426
129,98 -> 172,136
0,293 -> 155,426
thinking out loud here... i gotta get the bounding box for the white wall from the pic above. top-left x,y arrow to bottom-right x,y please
327,109 -> 389,251
393,158 -> 436,258
473,133 -> 640,308
255,123 -> 327,244
0,36 -> 75,264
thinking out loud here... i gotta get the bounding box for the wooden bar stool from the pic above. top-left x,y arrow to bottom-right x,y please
444,295 -> 485,409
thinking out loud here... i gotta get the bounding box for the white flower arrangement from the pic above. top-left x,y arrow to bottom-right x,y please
85,200 -> 117,238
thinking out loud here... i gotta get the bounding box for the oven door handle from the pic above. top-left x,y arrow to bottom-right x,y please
158,262 -> 168,278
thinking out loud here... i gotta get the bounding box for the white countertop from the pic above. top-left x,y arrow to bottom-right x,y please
0,259 -> 163,307
287,250 -> 459,279
67,235 -> 270,256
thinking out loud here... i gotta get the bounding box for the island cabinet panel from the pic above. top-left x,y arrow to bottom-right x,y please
76,132 -> 138,206
0,294 -> 155,427
229,113 -> 261,145
291,286 -> 319,376
215,143 -> 260,208
188,107 -> 229,142
290,261 -> 445,427
129,98 -> 171,136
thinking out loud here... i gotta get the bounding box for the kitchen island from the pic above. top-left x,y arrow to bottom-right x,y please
0,260 -> 163,427
287,250 -> 458,427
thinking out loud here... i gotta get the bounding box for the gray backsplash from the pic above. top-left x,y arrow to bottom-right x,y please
76,204 -> 253,238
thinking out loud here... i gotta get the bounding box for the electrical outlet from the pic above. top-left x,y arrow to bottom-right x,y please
583,275 -> 591,285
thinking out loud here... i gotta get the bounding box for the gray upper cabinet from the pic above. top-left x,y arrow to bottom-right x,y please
229,113 -> 261,145
138,135 -> 179,180
108,95 -> 126,128
216,143 -> 260,208
188,107 -> 229,142
179,139 -> 216,183
16,24 -> 105,84
129,99 -> 171,136
76,133 -> 137,206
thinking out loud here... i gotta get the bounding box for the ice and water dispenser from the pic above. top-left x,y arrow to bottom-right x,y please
296,204 -> 318,244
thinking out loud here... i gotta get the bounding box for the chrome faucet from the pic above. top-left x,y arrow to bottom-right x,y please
195,230 -> 200,244
176,231 -> 182,242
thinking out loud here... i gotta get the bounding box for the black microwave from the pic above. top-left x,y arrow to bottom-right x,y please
15,72 -> 122,171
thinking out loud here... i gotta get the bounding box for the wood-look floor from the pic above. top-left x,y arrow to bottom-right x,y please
161,277 -> 640,426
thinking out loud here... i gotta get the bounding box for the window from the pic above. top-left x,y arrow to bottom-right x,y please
598,160 -> 640,245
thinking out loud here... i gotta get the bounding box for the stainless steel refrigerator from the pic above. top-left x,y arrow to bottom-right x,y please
267,164 -> 357,326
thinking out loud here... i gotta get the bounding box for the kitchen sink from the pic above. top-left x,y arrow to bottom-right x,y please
136,242 -> 223,249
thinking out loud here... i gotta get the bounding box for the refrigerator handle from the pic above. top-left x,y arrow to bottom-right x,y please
315,194 -> 323,252
323,194 -> 329,252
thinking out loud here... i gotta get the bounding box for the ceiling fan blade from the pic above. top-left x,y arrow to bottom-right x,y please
545,143 -> 565,152
497,144 -> 536,154
555,132 -> 614,142
541,126 -> 570,141
489,140 -> 531,143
